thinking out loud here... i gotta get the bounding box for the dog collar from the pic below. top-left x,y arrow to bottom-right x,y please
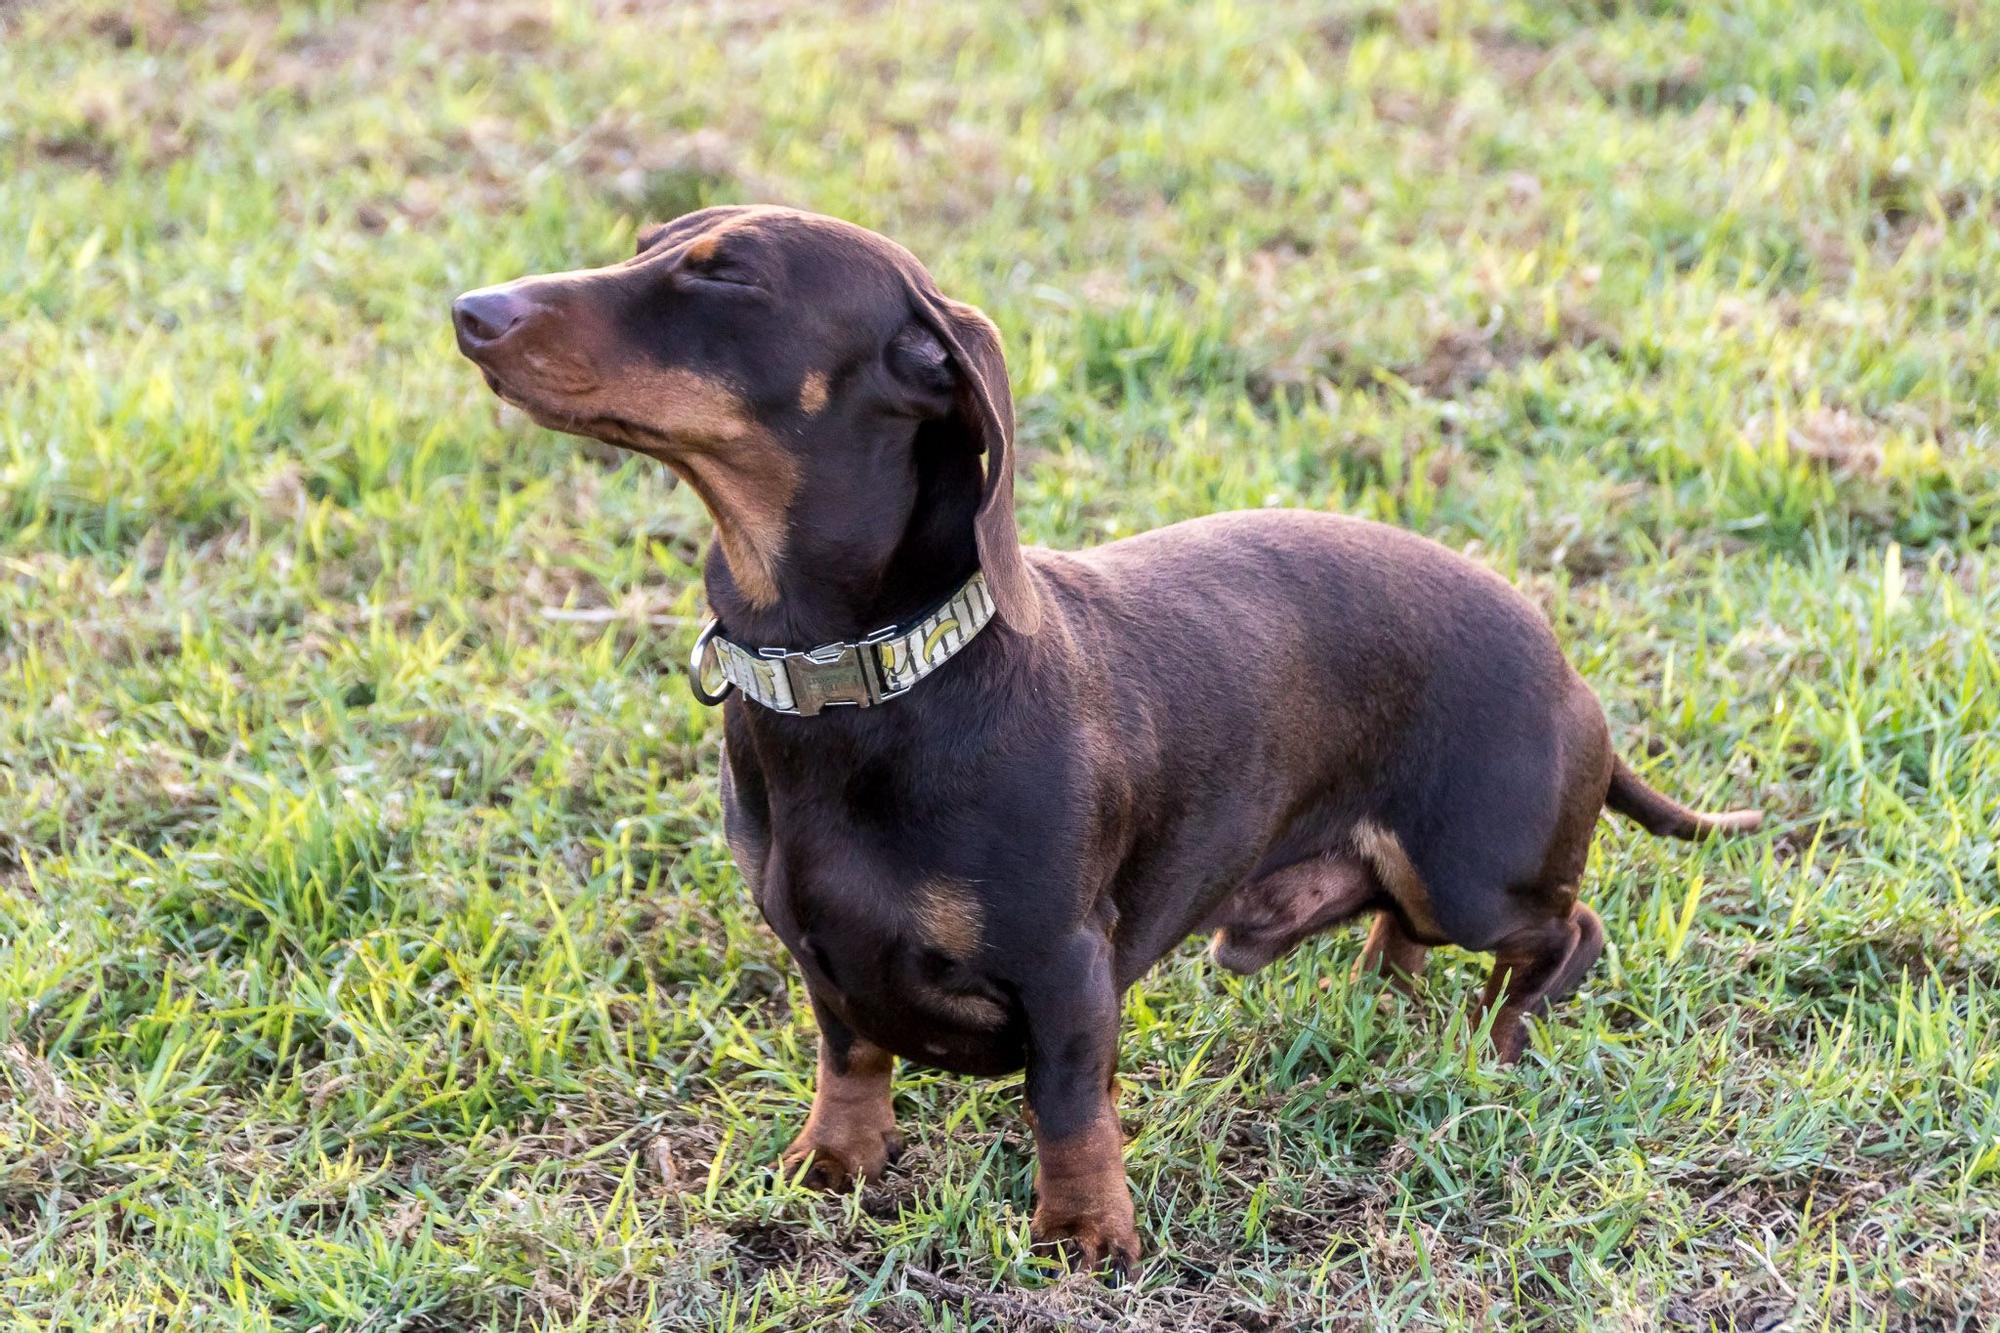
687,571 -> 997,716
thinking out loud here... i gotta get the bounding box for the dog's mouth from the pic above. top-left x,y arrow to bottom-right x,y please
464,340 -> 750,465
479,369 -> 587,431
479,369 -> 679,458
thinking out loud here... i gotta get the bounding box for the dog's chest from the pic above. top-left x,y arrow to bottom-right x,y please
752,828 -> 1022,1074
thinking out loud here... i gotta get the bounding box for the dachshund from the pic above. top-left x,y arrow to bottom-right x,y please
454,205 -> 1761,1274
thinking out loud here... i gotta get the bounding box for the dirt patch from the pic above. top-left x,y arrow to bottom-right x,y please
727,1218 -> 808,1275
1316,2 -> 1445,52
31,1 -> 211,49
32,76 -> 195,173
1584,52 -> 1709,112
1475,28 -> 1556,91
1314,14 -> 1553,93
30,130 -> 120,174
1407,305 -> 1622,399
1778,407 -> 1885,479
2,1043 -> 83,1133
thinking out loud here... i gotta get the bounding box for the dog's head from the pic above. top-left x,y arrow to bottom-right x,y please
452,205 -> 1037,632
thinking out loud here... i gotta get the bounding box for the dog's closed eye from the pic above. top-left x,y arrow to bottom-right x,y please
684,254 -> 762,288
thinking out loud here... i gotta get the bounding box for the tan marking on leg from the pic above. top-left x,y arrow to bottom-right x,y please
1353,818 -> 1444,940
910,878 -> 981,958
797,370 -> 829,415
1028,1097 -> 1139,1273
1354,911 -> 1430,995
781,1038 -> 898,1190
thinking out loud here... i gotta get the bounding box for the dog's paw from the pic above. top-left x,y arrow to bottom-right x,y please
779,1127 -> 903,1192
1030,1199 -> 1142,1281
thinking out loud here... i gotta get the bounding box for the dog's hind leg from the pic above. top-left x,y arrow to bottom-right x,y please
1353,911 -> 1430,995
1475,903 -> 1605,1063
1207,855 -> 1378,975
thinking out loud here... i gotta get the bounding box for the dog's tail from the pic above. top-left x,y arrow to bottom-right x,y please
1605,755 -> 1763,841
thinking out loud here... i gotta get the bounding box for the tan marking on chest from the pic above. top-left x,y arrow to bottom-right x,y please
911,878 -> 982,958
925,989 -> 1008,1030
797,370 -> 829,415
1353,818 -> 1443,940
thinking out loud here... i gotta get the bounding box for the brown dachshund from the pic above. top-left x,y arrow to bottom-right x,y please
453,206 -> 1762,1275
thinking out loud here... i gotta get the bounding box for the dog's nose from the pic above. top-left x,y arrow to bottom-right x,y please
452,288 -> 531,346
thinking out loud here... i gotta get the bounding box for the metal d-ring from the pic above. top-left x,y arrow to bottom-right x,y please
687,619 -> 736,706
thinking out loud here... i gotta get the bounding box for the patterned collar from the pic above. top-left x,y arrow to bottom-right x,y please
687,571 -> 997,716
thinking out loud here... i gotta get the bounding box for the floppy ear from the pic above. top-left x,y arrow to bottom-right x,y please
909,294 -> 1043,636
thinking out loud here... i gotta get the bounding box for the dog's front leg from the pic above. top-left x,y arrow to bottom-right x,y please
1021,930 -> 1140,1276
781,996 -> 901,1191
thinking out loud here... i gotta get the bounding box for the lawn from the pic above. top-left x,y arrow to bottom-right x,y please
3,0 -> 1999,1327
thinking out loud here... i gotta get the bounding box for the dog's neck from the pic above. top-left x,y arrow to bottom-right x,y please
700,419 -> 985,650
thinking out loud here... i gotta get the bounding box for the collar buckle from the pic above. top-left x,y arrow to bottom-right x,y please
770,639 -> 885,716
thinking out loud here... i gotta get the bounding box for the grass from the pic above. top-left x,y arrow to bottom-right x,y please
2,0 -> 1998,1326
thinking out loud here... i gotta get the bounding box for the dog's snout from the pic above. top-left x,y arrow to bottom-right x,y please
452,288 -> 532,347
